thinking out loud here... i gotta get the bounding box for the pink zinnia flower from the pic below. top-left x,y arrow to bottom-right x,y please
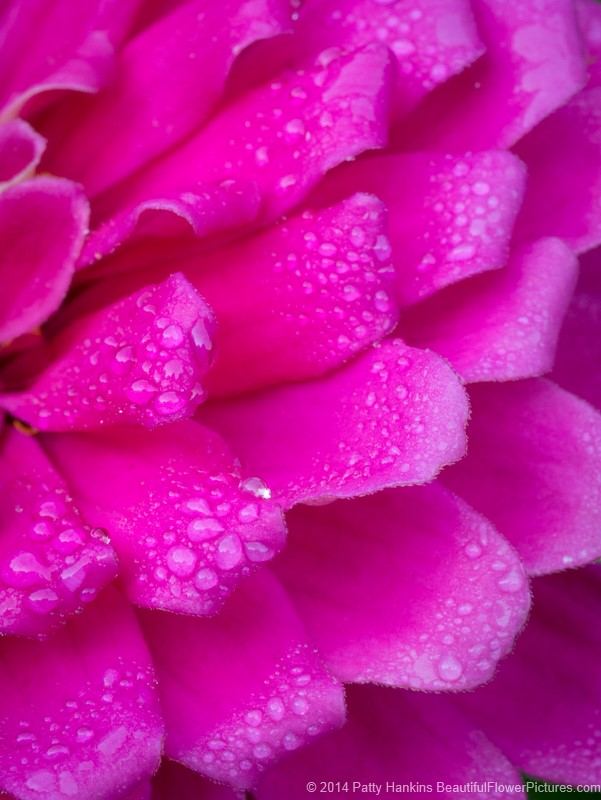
0,0 -> 600,798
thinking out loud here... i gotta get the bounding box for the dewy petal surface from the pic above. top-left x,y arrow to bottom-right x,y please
42,420 -> 286,615
0,273 -> 216,431
256,684 -> 522,800
514,87 -> 601,254
400,238 -> 578,383
40,0 -> 293,196
314,150 -> 526,304
201,339 -> 468,508
0,119 -> 46,188
0,177 -> 89,344
274,483 -> 530,690
0,587 -> 164,800
0,426 -> 118,637
95,43 -> 394,224
442,379 -> 601,575
139,571 -> 345,790
456,567 -> 601,786
396,0 -> 587,150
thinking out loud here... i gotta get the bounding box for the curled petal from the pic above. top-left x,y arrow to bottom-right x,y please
443,379 -> 601,575
0,587 -> 164,800
0,119 -> 46,189
139,571 -> 345,790
0,273 -> 216,431
42,420 -> 286,615
400,238 -> 578,383
274,484 -> 530,690
201,339 -> 468,508
0,177 -> 89,344
0,427 -> 118,637
256,685 -> 522,800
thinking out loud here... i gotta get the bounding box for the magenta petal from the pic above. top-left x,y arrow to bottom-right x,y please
443,379 -> 601,575
552,247 -> 601,411
256,684 -> 521,800
139,571 -> 345,789
401,238 -> 578,383
201,339 -> 468,508
577,0 -> 601,88
0,587 -> 164,800
0,427 -> 118,637
152,760 -> 246,800
42,420 -> 286,615
274,484 -> 530,690
96,44 -> 394,225
296,0 -> 483,115
396,0 -> 587,150
76,181 -> 261,270
188,194 -> 399,395
0,177 -> 89,344
514,88 -> 601,254
0,273 -> 216,431
0,119 -> 46,187
41,0 -> 292,195
456,567 -> 601,785
315,150 -> 526,304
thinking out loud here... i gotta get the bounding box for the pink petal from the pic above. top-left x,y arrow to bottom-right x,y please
552,247 -> 601,411
577,0 -> 601,88
314,150 -> 526,304
0,273 -> 216,431
274,484 -> 530,691
76,181 -> 261,270
256,684 -> 521,800
42,420 -> 286,615
442,379 -> 601,575
0,426 -> 118,637
0,177 -> 89,343
0,586 -> 164,800
395,0 -> 587,150
181,194 -> 399,395
40,0 -> 292,196
514,88 -> 601,253
0,119 -> 46,188
295,0 -> 483,115
95,44 -> 394,225
139,571 -> 345,790
400,238 -> 578,383
456,567 -> 601,785
201,339 -> 468,508
152,760 -> 245,800
0,0 -> 141,118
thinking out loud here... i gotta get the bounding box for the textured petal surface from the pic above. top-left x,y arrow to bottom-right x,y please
0,427 -> 117,637
1,274 -> 216,431
514,88 -> 601,253
552,247 -> 601,411
0,119 -> 46,188
202,339 -> 468,508
42,420 -> 286,615
314,150 -> 526,304
41,0 -> 292,195
140,571 -> 345,789
456,567 -> 601,785
396,0 -> 587,150
0,177 -> 88,343
257,684 -> 522,800
96,44 -> 394,224
577,0 -> 601,87
274,483 -> 530,690
400,238 -> 578,383
0,587 -> 164,800
443,379 -> 601,575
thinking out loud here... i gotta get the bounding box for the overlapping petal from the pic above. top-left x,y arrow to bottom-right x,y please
0,119 -> 46,188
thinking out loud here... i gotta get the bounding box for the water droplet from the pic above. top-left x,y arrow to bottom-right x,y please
194,569 -> 218,590
266,698 -> 285,721
187,517 -> 224,542
166,546 -> 197,578
291,697 -> 309,716
244,710 -> 263,727
75,727 -> 94,744
239,477 -> 271,500
252,743 -> 272,759
215,535 -> 243,570
160,324 -> 184,349
437,654 -> 463,682
465,542 -> 482,559
244,542 -> 275,563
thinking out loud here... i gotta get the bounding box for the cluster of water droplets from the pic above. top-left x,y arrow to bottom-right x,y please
188,644 -> 339,788
132,471 -> 285,614
0,481 -> 117,636
1,662 -> 158,799
7,275 -> 214,431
